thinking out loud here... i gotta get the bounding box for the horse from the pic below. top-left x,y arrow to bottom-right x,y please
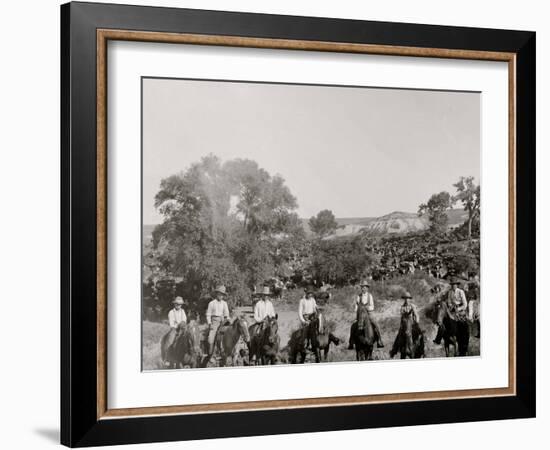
390,312 -> 425,359
201,316 -> 250,367
431,300 -> 470,356
248,316 -> 280,365
288,312 -> 323,364
316,330 -> 340,361
351,304 -> 375,361
160,321 -> 201,369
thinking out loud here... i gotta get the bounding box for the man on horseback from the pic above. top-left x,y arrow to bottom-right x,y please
249,286 -> 277,364
253,286 -> 277,334
165,296 -> 187,349
205,285 -> 230,361
433,277 -> 467,345
298,286 -> 318,349
389,292 -> 420,358
348,280 -> 384,349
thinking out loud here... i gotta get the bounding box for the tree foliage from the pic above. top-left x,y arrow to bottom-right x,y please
309,209 -> 338,238
150,155 -> 302,307
310,236 -> 378,286
453,176 -> 480,240
418,191 -> 452,236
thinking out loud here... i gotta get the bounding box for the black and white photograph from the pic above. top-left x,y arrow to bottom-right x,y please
142,78 -> 482,369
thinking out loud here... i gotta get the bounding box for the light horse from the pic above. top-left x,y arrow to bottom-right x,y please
352,304 -> 375,361
249,316 -> 280,365
432,300 -> 470,357
390,311 -> 425,359
160,321 -> 202,369
202,316 -> 250,367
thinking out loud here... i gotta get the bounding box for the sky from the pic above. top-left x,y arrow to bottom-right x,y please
142,78 -> 480,224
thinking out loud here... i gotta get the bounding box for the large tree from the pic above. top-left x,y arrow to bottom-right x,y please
309,209 -> 338,238
151,155 -> 301,306
418,191 -> 452,235
453,176 -> 480,240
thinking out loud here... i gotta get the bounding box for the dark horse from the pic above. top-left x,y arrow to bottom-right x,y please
316,330 -> 340,361
351,304 -> 374,361
201,316 -> 250,367
390,313 -> 425,359
249,316 -> 280,365
161,321 -> 202,369
432,300 -> 470,356
288,312 -> 324,363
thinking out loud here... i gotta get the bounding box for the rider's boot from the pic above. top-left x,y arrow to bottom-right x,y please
433,327 -> 443,345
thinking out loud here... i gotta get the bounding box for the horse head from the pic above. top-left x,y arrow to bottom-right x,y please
356,304 -> 371,329
265,316 -> 279,345
401,312 -> 414,334
235,316 -> 250,344
433,300 -> 448,326
186,320 -> 201,355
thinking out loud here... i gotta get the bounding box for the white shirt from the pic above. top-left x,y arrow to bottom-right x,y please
206,299 -> 230,324
354,293 -> 374,313
298,297 -> 317,323
168,308 -> 187,329
254,299 -> 276,323
447,288 -> 467,310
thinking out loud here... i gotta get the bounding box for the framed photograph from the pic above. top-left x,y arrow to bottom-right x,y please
61,2 -> 536,447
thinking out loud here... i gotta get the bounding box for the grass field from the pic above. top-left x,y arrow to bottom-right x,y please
142,273 -> 480,370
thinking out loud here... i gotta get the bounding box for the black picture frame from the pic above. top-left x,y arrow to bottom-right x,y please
61,1 -> 535,447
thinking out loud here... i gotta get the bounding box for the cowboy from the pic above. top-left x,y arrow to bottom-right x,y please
298,287 -> 318,348
165,296 -> 187,348
253,286 -> 277,336
205,285 -> 230,358
465,272 -> 480,322
347,280 -> 384,349
433,277 -> 467,345
298,286 -> 318,324
446,277 -> 468,318
390,292 -> 419,358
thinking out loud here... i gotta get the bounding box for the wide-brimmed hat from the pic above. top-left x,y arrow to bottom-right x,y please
260,286 -> 272,296
304,286 -> 315,295
402,292 -> 412,299
172,296 -> 184,305
450,277 -> 461,285
360,280 -> 371,287
214,285 -> 228,295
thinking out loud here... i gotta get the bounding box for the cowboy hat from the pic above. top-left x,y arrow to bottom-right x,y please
214,285 -> 228,295
172,296 -> 184,305
402,292 -> 412,299
260,286 -> 272,296
251,288 -> 262,297
360,279 -> 371,287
